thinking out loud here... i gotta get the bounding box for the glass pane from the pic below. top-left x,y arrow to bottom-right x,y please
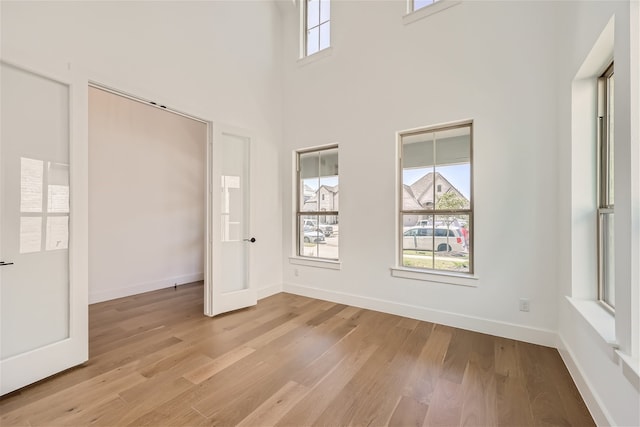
307,27 -> 319,56
299,214 -> 339,260
319,22 -> 330,51
434,126 -> 471,208
319,147 -> 338,177
433,214 -> 470,272
307,0 -> 320,29
402,214 -> 469,272
300,151 -> 319,212
299,215 -> 323,258
219,134 -> 249,293
402,214 -> 434,269
317,214 -> 339,259
413,0 -> 436,11
320,0 -> 330,23
402,132 -> 435,210
2,63 -> 70,359
601,213 -> 615,307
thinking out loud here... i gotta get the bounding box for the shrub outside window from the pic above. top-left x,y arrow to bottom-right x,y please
399,122 -> 473,274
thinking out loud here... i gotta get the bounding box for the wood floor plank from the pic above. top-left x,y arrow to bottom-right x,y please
199,316 -> 359,425
235,380 -> 309,427
423,378 -> 464,427
518,341 -> 573,426
0,284 -> 594,427
496,373 -> 535,427
494,336 -> 520,378
183,345 -> 255,384
311,323 -> 414,426
459,360 -> 498,427
403,323 -> 450,405
389,395 -> 429,427
275,343 -> 379,426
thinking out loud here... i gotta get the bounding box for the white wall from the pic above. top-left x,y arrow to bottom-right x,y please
88,87 -> 206,303
1,0 -> 285,300
555,1 -> 640,426
282,2 -> 639,424
282,1 -> 561,344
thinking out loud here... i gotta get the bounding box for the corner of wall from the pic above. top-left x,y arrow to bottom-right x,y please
556,332 -> 613,426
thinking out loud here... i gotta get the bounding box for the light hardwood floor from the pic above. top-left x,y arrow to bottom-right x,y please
0,282 -> 594,426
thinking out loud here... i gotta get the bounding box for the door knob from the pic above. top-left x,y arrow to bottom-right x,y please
243,237 -> 256,243
0,261 -> 14,267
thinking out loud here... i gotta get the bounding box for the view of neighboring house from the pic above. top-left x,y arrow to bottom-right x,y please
403,172 -> 469,226
302,184 -> 339,225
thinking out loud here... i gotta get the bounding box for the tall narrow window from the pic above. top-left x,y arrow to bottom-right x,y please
399,122 -> 472,273
304,0 -> 330,56
598,62 -> 615,310
297,146 -> 338,260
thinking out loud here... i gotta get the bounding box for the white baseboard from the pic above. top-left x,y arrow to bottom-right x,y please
257,283 -> 282,300
282,282 -> 557,347
556,333 -> 613,427
89,272 -> 204,304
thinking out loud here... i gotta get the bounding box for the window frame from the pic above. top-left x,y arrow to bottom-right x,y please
296,144 -> 339,261
597,62 -> 615,312
302,0 -> 330,58
398,120 -> 474,275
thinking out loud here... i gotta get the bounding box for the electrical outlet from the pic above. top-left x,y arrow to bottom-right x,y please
519,298 -> 530,312
294,268 -> 299,277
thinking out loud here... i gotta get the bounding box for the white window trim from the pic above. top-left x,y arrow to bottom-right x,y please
292,144 -> 339,265
299,0 -> 331,60
567,296 -> 617,347
289,256 -> 341,270
403,0 -> 462,26
390,267 -> 478,286
297,46 -> 333,67
395,119 -> 474,280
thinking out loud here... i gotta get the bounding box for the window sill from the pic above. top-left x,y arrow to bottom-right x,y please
390,267 -> 478,287
403,0 -> 462,25
289,256 -> 341,270
566,296 -> 617,347
616,350 -> 640,391
297,47 -> 333,67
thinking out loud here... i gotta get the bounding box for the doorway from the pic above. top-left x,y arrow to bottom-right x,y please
88,84 -> 258,316
88,86 -> 207,304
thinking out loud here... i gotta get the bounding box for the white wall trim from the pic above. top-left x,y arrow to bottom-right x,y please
283,282 -> 557,347
89,273 -> 204,304
556,332 -> 613,427
257,283 -> 283,300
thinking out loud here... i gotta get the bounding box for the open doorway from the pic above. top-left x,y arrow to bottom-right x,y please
88,86 -> 208,304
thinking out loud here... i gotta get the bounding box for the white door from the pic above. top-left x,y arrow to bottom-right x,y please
0,58 -> 88,395
205,127 -> 256,316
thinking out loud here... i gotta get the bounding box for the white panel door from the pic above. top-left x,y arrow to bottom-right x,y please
205,127 -> 256,316
0,58 -> 88,395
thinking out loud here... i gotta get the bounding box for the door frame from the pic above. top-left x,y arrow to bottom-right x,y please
0,53 -> 89,395
87,81 -> 215,309
86,83 -> 257,318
